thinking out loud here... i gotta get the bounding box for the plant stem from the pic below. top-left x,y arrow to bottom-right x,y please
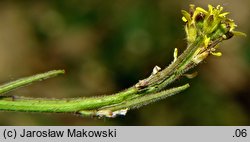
0,70 -> 65,95
0,38 -> 202,117
0,4 -> 243,118
0,84 -> 189,116
0,33 -> 223,118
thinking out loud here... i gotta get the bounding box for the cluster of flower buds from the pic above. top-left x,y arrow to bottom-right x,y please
181,4 -> 245,64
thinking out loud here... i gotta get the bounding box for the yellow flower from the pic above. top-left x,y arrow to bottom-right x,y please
181,4 -> 245,64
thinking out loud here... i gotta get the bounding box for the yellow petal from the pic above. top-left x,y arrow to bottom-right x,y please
211,51 -> 222,56
173,48 -> 178,62
181,10 -> 191,22
204,36 -> 210,48
208,4 -> 213,13
196,7 -> 208,14
219,12 -> 230,17
182,16 -> 187,22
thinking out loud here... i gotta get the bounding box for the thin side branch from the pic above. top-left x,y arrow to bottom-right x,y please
0,70 -> 65,95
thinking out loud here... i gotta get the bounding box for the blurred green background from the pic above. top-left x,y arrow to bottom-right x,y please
0,0 -> 249,125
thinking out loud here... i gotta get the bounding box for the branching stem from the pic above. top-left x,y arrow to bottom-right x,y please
0,4 -> 244,118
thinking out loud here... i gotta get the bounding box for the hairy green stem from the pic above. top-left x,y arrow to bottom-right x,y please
100,84 -> 190,112
0,4 -> 243,118
0,70 -> 65,95
0,89 -> 133,113
0,84 -> 189,114
0,37 -> 202,117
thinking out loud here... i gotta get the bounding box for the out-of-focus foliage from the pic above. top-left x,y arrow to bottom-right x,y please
0,0 -> 249,125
